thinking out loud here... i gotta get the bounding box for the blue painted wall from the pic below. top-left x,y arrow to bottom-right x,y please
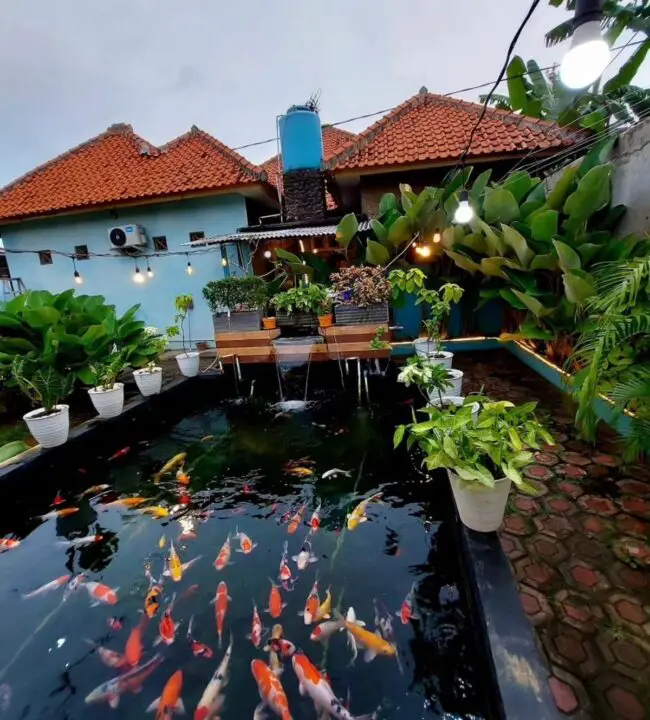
2,195 -> 250,347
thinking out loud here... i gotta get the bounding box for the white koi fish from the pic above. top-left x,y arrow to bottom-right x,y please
85,653 -> 164,709
56,534 -> 104,547
22,574 -> 71,600
291,541 -> 318,571
321,468 -> 351,479
194,634 -> 233,720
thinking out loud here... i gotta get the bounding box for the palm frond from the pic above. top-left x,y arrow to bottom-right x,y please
610,366 -> 650,406
590,256 -> 650,312
622,418 -> 650,461
545,19 -> 575,47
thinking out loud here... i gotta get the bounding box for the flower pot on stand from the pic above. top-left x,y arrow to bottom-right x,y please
263,317 -> 277,330
448,470 -> 512,532
445,369 -> 463,397
88,383 -> 125,419
133,367 -> 163,397
23,405 -> 70,448
413,340 -> 454,368
318,314 -> 333,329
176,351 -> 200,377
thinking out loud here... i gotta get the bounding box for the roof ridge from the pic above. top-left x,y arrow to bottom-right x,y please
0,123 -> 141,197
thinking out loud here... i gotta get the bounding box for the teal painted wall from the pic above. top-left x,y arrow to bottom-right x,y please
1,195 -> 250,347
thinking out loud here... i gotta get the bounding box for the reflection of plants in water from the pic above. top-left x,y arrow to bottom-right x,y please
65,526 -> 118,574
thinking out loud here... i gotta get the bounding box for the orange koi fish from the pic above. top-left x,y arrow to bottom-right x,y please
85,653 -> 163,709
40,507 -> 80,520
265,579 -> 286,619
85,581 -> 119,606
186,616 -> 213,659
213,534 -> 232,571
335,610 -> 396,662
214,581 -> 230,649
251,659 -> 292,720
176,468 -> 191,486
154,595 -> 179,646
397,583 -> 418,625
87,641 -> 129,670
78,483 -> 110,499
0,538 -> 20,553
248,601 -> 263,648
287,504 -> 306,534
51,491 -> 65,506
286,466 -> 313,478
124,616 -> 146,667
234,527 -> 257,554
299,580 -> 320,625
22,574 -> 71,600
101,498 -> 146,510
146,669 -> 184,719
309,502 -> 321,532
278,541 -> 291,583
107,446 -> 130,461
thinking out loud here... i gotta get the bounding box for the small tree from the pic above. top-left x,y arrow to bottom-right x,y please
167,294 -> 194,354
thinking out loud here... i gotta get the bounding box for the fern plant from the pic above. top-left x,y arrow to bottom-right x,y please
11,357 -> 74,415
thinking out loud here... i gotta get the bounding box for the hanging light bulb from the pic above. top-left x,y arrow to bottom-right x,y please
72,258 -> 83,285
299,240 -> 305,253
263,249 -> 272,259
420,245 -> 432,258
413,241 -> 420,250
415,246 -> 424,256
221,256 -> 228,267
433,230 -> 442,244
560,0 -> 609,89
313,248 -> 319,254
454,190 -> 474,224
186,253 -> 194,275
133,265 -> 145,284
146,261 -> 154,278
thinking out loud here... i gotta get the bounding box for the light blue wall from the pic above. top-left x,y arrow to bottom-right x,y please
1,195 -> 251,347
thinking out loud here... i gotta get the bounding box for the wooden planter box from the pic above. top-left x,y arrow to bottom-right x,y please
334,302 -> 389,326
212,309 -> 263,333
276,311 -> 318,331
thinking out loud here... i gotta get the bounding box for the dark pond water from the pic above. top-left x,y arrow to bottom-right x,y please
0,365 -> 493,719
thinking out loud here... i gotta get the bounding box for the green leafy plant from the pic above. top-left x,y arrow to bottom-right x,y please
80,349 -> 130,391
417,283 -> 464,354
202,276 -> 267,313
271,284 -> 332,316
167,294 -> 194,354
397,355 -> 455,404
369,326 -> 391,350
329,266 -> 391,307
388,268 -> 426,298
10,357 -> 74,415
394,399 -> 554,493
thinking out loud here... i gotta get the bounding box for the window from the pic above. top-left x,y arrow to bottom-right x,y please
152,235 -> 168,251
189,231 -> 205,243
38,251 -> 53,265
74,244 -> 89,260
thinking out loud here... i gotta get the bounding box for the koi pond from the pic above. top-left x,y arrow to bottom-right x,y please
0,364 -> 499,719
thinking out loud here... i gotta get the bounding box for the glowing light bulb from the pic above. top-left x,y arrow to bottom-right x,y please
454,190 -> 474,224
221,257 -> 228,267
187,261 -> 194,275
313,248 -> 319,254
146,263 -> 153,278
133,266 -> 145,284
299,240 -> 305,253
560,20 -> 609,89
433,230 -> 442,244
420,245 -> 432,258
415,246 -> 423,256
73,270 -> 83,285
263,250 -> 272,259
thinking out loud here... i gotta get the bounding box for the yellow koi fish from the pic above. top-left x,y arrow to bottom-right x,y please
346,492 -> 383,531
314,588 -> 332,622
153,452 -> 187,482
286,466 -> 313,478
102,497 -> 147,509
336,610 -> 396,661
158,535 -> 166,549
168,541 -> 183,583
138,506 -> 170,518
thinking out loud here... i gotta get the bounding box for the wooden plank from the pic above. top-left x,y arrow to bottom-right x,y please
215,329 -> 280,343
320,323 -> 389,339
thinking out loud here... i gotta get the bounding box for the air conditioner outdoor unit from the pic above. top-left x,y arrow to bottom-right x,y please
108,224 -> 147,249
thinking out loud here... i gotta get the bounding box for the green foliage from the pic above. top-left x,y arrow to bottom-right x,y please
397,355 -> 455,404
11,357 -> 75,414
78,349 -> 130,391
387,268 -> 425,298
202,276 -> 267,312
416,283 -> 464,351
330,266 -> 391,307
394,399 -> 554,492
369,326 -> 391,351
169,294 -> 194,353
271,283 -> 332,316
0,440 -> 29,463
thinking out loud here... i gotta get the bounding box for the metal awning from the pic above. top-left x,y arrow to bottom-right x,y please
182,221 -> 371,247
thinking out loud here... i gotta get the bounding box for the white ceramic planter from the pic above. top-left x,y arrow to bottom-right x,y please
176,352 -> 200,377
133,367 -> 163,396
413,341 -> 454,368
427,368 -> 463,398
448,470 -> 512,532
430,395 -> 479,422
88,383 -> 124,419
23,405 -> 70,448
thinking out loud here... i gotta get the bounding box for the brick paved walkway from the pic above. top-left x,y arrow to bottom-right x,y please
455,351 -> 650,720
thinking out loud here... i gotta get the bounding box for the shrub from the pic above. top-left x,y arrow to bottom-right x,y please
271,284 -> 332,316
330,266 -> 391,307
202,276 -> 267,313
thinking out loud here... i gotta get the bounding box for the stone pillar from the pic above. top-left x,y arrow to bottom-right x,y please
283,169 -> 326,222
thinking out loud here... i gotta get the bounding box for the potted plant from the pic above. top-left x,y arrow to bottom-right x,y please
168,294 -> 200,377
330,266 -> 391,325
397,355 -> 464,402
12,357 -> 74,448
132,327 -> 167,397
84,350 -> 129,419
394,400 -> 554,532
263,315 -> 277,330
413,283 -> 464,366
317,290 -> 334,329
271,284 -> 330,331
202,276 -> 268,333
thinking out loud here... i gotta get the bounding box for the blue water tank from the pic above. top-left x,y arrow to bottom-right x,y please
279,106 -> 323,172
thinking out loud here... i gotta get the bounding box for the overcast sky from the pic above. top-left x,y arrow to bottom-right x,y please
1,0 -> 647,187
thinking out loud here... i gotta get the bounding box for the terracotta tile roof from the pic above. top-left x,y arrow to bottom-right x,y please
0,124 -> 268,222
262,125 -> 356,210
327,90 -> 579,173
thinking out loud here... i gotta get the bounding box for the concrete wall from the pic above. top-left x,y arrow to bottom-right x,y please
2,194 -> 250,347
611,118 -> 650,236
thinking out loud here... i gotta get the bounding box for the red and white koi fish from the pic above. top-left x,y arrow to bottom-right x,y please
278,541 -> 292,583
84,640 -> 129,670
194,634 -> 232,720
265,579 -> 286,619
40,507 -> 80,520
84,653 -> 164,709
213,534 -> 232,571
22,574 -> 71,599
292,651 -> 376,719
146,669 -> 184,719
85,581 -> 119,606
310,620 -> 342,643
251,659 -> 292,720
186,615 -> 213,659
57,534 -> 103,548
234,527 -> 257,554
247,601 -> 263,648
397,583 -> 418,625
162,555 -> 202,578
287,504 -> 306,534
266,636 -> 296,659
299,580 -> 320,625
154,594 -> 179,647
107,446 -> 131,462
107,617 -> 123,631
309,503 -> 321,532
292,540 -> 318,571
214,581 -> 230,649
0,538 -> 20,553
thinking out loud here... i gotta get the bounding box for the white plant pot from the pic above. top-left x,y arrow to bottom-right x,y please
430,395 -> 479,422
88,383 -> 124,419
23,405 -> 70,448
413,341 -> 454,368
176,352 -> 200,378
448,470 -> 511,532
427,368 -> 463,398
133,367 -> 163,396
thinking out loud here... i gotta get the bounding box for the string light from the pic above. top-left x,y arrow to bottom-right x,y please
221,257 -> 228,267
560,0 -> 609,89
186,253 -> 194,275
263,249 -> 272,259
146,261 -> 154,278
454,190 -> 474,224
133,260 -> 145,284
419,245 -> 432,258
299,240 -> 305,253
433,230 -> 442,244
72,258 -> 83,285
